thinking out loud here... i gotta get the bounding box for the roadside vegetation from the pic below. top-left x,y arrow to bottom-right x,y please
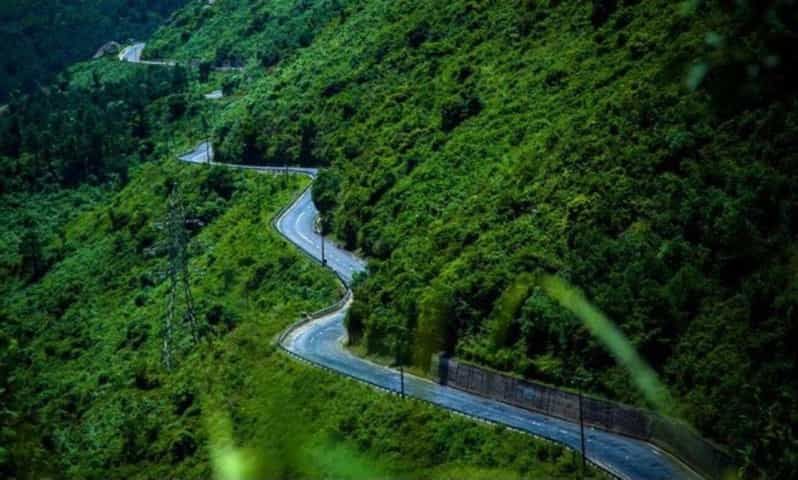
0,39 -> 587,480
139,0 -> 795,476
2,0 -> 796,478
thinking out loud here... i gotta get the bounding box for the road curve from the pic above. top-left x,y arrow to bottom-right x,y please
176,142 -> 701,480
118,42 -> 241,71
118,42 -> 175,66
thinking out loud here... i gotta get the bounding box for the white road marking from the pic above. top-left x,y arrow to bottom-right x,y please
295,212 -> 317,247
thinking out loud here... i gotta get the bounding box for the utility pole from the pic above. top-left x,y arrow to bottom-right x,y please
170,185 -> 200,342
578,387 -> 587,479
201,114 -> 211,164
396,325 -> 407,399
319,216 -> 326,265
163,185 -> 183,370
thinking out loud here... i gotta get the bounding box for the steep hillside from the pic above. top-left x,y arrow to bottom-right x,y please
0,0 -> 188,100
3,0 -> 796,477
144,0 -> 797,476
145,0 -> 349,68
0,52 -> 583,480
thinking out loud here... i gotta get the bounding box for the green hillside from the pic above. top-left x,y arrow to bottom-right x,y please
145,0 -> 348,68
0,0 -> 188,101
137,0 -> 794,476
2,0 -> 796,478
0,43 -> 584,480
3,158 -> 578,479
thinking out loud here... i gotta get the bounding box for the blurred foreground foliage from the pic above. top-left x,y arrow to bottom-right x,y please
152,0 -> 798,476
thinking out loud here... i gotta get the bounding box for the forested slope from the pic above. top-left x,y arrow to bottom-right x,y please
142,0 -> 796,476
0,36 -> 581,480
2,0 -> 796,477
0,0 -> 188,100
145,0 -> 348,68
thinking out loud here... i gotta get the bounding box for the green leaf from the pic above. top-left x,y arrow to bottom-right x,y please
686,62 -> 709,91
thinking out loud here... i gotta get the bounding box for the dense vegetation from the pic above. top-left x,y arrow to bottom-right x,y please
0,34 -> 583,480
3,0 -> 796,477
0,62 -> 194,192
146,0 -> 349,69
0,0 -> 187,101
136,0 -> 795,477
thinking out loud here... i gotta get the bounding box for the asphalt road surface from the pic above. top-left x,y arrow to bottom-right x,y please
118,42 -> 175,66
118,42 -> 240,71
178,139 -> 703,480
179,141 -> 214,164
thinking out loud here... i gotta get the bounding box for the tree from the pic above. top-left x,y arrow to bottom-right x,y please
440,92 -> 482,132
259,49 -> 280,68
298,118 -> 317,165
171,65 -> 188,90
413,281 -> 455,370
591,0 -> 617,28
311,169 -> 340,215
167,95 -> 187,121
19,227 -> 45,281
198,61 -> 212,83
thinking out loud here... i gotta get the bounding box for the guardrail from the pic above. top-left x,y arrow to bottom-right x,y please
275,288 -> 352,346
432,356 -> 732,480
258,167 -> 621,479
181,157 -> 664,480
275,343 -> 622,480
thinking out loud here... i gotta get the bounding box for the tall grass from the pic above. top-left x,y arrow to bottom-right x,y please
541,275 -> 675,415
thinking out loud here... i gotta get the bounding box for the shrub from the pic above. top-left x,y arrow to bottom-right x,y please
440,93 -> 483,132
259,49 -> 281,68
321,80 -> 346,98
544,69 -> 568,88
205,304 -> 237,332
198,61 -> 212,82
202,166 -> 237,201
407,23 -> 429,48
221,76 -> 240,96
166,95 -> 187,121
591,0 -> 617,27
170,431 -> 197,463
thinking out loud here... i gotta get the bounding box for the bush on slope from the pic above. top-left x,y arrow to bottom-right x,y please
0,0 -> 188,101
0,53 -> 585,480
176,0 -> 798,476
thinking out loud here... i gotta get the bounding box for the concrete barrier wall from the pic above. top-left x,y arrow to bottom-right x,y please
432,355 -> 734,480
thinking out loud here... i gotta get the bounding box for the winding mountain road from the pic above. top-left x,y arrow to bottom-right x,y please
176,143 -> 701,480
111,15 -> 716,472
